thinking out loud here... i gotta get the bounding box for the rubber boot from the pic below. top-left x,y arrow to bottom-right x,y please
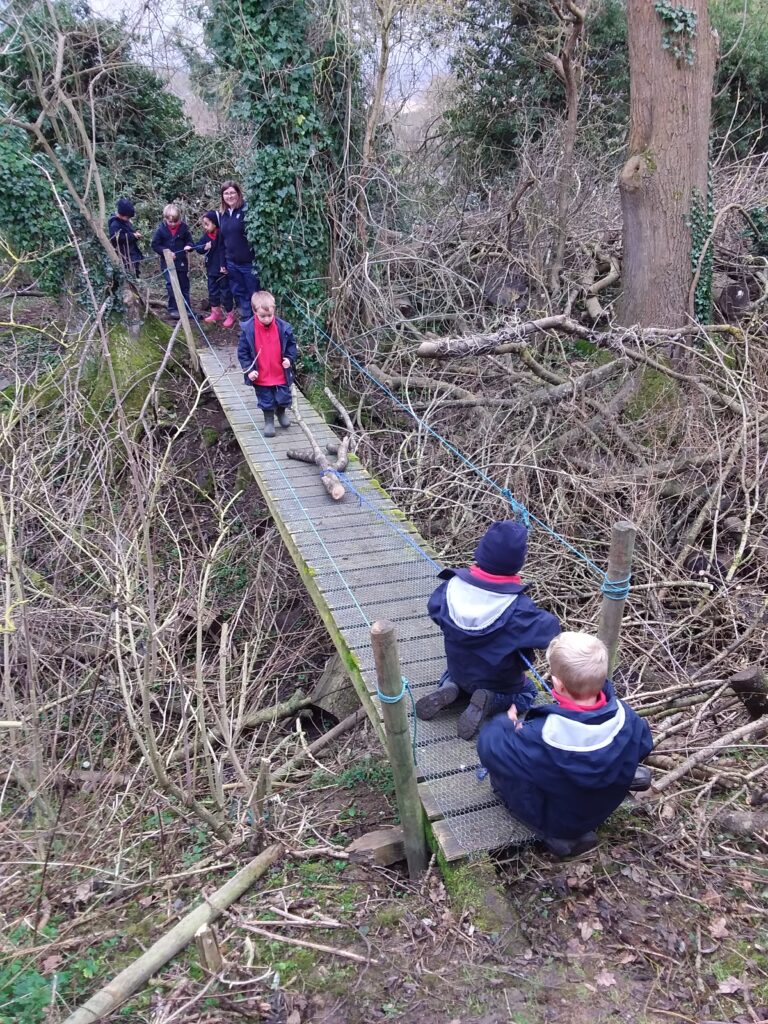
262,410 -> 276,438
204,305 -> 224,324
222,309 -> 236,329
277,406 -> 291,428
457,689 -> 493,741
415,679 -> 459,721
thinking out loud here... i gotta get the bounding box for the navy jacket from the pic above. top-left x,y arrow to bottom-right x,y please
151,221 -> 194,271
189,230 -> 227,274
237,316 -> 297,388
477,682 -> 653,839
428,568 -> 560,692
108,214 -> 143,264
220,205 -> 255,265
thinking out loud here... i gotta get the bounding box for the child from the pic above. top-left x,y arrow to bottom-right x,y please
108,198 -> 143,276
151,203 -> 194,320
477,632 -> 653,856
237,291 -> 297,437
219,180 -> 260,320
185,211 -> 235,328
415,520 -> 560,741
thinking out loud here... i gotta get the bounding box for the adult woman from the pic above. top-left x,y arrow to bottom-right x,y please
219,181 -> 260,319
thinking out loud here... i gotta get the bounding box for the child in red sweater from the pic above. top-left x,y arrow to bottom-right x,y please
236,291 -> 298,437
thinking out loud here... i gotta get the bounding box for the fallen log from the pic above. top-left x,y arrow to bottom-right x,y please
62,843 -> 283,1024
715,809 -> 768,836
727,665 -> 768,720
286,388 -> 355,501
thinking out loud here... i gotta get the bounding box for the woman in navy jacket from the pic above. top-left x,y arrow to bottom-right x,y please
219,181 -> 260,320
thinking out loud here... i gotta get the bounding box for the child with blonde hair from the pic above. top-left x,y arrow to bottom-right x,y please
237,291 -> 297,437
151,203 -> 194,320
477,631 -> 653,857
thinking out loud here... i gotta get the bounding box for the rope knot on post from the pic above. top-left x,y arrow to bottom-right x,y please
600,573 -> 631,601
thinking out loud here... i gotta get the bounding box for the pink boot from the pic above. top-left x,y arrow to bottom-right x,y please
204,306 -> 224,324
222,310 -> 236,329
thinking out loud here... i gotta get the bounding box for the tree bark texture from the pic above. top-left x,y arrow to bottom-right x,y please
618,0 -> 717,327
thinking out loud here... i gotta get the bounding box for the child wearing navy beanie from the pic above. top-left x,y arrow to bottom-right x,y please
415,520 -> 561,740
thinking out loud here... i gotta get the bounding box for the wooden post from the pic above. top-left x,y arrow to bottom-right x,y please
598,520 -> 636,676
162,249 -> 200,375
370,620 -> 428,878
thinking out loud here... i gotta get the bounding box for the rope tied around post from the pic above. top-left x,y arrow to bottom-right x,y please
600,574 -> 632,601
376,675 -> 417,764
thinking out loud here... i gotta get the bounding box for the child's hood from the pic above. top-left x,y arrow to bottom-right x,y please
444,575 -> 519,633
523,685 -> 652,787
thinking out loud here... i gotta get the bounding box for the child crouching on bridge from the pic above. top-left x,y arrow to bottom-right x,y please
415,520 -> 561,740
477,632 -> 653,857
237,290 -> 297,438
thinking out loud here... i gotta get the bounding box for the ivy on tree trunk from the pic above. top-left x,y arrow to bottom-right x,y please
618,0 -> 717,328
205,0 -> 349,314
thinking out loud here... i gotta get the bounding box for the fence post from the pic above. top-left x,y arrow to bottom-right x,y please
370,619 -> 429,878
598,520 -> 637,676
162,249 -> 200,375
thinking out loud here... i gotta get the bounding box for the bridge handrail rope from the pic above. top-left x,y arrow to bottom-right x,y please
287,295 -> 631,603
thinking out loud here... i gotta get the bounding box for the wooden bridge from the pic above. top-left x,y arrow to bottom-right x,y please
199,347 -> 535,861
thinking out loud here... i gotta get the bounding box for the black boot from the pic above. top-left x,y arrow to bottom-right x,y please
628,764 -> 652,791
262,410 -> 276,438
544,832 -> 598,858
415,680 -> 460,721
457,689 -> 494,741
276,406 -> 291,428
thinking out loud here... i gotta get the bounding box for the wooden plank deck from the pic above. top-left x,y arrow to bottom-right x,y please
199,347 -> 535,860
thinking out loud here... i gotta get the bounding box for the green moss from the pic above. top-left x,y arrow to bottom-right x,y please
643,147 -> 657,173
624,367 -> 678,424
83,316 -> 174,423
712,940 -> 768,1001
374,903 -> 407,928
201,427 -> 219,448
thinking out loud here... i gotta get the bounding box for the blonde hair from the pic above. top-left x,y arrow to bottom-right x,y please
163,203 -> 181,222
251,290 -> 276,311
546,632 -> 608,699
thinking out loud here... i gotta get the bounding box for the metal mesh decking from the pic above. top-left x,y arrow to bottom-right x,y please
199,348 -> 536,860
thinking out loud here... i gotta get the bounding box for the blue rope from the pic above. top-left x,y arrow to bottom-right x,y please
336,471 -> 443,571
376,676 -> 418,764
287,295 -> 630,598
600,574 -> 631,601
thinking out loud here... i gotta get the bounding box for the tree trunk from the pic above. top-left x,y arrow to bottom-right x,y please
618,0 -> 717,327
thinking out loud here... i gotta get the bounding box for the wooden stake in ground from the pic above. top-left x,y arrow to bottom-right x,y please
371,620 -> 428,878
162,249 -> 200,375
62,844 -> 282,1024
598,520 -> 636,676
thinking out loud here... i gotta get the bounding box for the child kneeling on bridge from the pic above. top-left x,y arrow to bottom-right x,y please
238,290 -> 297,438
477,631 -> 653,857
415,520 -> 560,740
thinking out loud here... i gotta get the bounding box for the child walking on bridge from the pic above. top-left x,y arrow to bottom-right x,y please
416,520 -> 560,740
237,291 -> 297,438
185,211 -> 235,328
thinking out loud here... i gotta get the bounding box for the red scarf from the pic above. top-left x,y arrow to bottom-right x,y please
552,689 -> 608,712
469,565 -> 521,585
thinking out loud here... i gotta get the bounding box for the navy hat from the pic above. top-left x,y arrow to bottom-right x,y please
474,521 -> 528,576
116,198 -> 135,217
203,210 -> 219,226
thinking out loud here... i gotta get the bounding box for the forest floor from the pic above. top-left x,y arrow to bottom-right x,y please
2,291 -> 767,1024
